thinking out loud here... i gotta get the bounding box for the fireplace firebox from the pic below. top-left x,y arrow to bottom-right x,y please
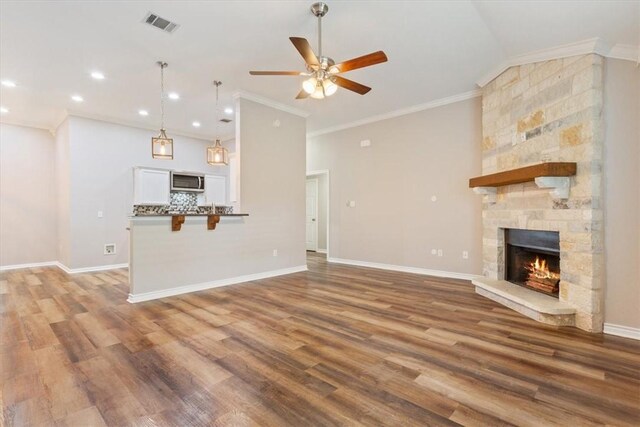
505,229 -> 560,297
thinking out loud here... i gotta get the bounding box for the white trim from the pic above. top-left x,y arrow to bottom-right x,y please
0,261 -> 128,274
56,262 -> 129,274
327,257 -> 478,281
603,323 -> 640,340
233,90 -> 310,118
608,44 -> 640,63
477,38 -> 640,87
305,177 -> 319,252
66,112 -> 233,142
0,118 -> 53,132
307,90 -> 481,138
306,169 -> 330,259
0,261 -> 58,271
128,265 -> 308,303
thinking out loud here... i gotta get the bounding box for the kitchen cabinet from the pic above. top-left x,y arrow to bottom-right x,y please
133,167 -> 170,205
205,175 -> 226,205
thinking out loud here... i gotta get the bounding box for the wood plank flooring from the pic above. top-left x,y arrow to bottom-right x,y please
1,252 -> 639,426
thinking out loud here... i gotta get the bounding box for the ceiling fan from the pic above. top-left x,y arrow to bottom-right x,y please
249,2 -> 388,100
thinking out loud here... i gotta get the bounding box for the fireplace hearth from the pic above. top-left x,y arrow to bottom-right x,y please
505,229 -> 560,297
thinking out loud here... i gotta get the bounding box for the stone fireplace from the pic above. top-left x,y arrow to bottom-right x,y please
472,54 -> 604,332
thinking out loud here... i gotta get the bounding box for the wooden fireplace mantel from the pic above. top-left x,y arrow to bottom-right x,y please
469,162 -> 577,188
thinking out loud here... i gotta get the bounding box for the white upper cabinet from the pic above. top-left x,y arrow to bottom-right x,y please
133,167 -> 170,205
205,175 -> 226,205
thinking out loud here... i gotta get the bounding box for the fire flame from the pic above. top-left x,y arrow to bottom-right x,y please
526,256 -> 560,280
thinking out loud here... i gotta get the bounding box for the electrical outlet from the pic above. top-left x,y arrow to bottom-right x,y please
462,250 -> 469,259
272,249 -> 278,257
347,201 -> 356,208
104,244 -> 116,255
437,249 -> 443,257
97,211 -> 103,218
431,249 -> 437,255
431,195 -> 437,202
360,139 -> 371,147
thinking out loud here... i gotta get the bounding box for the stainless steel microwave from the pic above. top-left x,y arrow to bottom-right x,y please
170,171 -> 205,192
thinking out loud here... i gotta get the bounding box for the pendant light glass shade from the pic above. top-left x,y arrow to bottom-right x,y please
152,129 -> 174,159
207,139 -> 228,165
152,61 -> 174,159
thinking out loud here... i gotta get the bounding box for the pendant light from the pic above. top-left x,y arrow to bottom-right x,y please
151,61 -> 174,159
207,80 -> 229,166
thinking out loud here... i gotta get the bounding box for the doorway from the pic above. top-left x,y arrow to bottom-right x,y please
306,170 -> 329,255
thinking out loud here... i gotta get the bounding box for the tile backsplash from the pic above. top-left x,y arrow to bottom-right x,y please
133,192 -> 211,215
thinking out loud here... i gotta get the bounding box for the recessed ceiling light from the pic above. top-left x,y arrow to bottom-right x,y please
168,92 -> 180,100
0,106 -> 8,114
138,109 -> 149,116
91,71 -> 105,80
224,107 -> 233,114
192,121 -> 201,127
71,95 -> 84,102
1,80 -> 16,88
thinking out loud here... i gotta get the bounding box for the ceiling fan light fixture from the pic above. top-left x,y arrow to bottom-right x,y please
323,78 -> 338,96
303,77 -> 318,94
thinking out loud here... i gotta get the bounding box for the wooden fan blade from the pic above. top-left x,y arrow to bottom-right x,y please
333,76 -> 371,95
332,51 -> 388,73
249,71 -> 304,76
296,89 -> 310,99
290,37 -> 320,67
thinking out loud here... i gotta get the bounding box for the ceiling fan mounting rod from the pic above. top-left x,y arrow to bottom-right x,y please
310,2 -> 328,59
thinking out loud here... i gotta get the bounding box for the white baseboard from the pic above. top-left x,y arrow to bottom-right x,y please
0,260 -> 128,274
0,261 -> 58,271
56,262 -> 129,274
316,249 -> 327,254
327,257 -> 478,281
128,265 -> 308,303
603,323 -> 640,340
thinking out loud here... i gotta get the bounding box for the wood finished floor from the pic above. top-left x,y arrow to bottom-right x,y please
1,252 -> 639,426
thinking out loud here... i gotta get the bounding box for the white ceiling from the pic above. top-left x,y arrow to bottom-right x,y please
0,0 -> 637,138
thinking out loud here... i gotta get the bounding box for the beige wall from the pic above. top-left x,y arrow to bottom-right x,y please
603,58 -> 640,329
0,123 -> 58,266
307,97 -> 483,275
129,98 -> 307,296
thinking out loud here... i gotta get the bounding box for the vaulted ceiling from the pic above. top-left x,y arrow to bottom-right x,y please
0,1 -> 637,138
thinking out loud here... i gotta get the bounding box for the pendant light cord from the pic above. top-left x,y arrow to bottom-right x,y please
158,61 -> 167,131
214,80 -> 222,142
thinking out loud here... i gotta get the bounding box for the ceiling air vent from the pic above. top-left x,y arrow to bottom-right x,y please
219,118 -> 232,123
143,12 -> 179,34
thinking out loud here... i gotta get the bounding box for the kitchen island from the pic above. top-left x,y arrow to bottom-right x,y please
127,213 -> 307,303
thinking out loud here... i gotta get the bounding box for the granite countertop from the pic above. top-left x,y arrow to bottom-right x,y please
132,213 -> 249,217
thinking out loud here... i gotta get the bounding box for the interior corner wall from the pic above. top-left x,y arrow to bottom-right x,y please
237,98 -> 307,270
55,118 -> 71,267
0,123 -> 58,266
603,58 -> 640,330
307,97 -> 483,275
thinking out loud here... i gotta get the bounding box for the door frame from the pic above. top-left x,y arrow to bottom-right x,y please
305,177 -> 319,252
306,169 -> 330,258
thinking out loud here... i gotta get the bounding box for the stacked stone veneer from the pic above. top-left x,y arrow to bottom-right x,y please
481,54 -> 604,332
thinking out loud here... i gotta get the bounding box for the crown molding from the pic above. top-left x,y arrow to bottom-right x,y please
0,117 -> 51,132
477,38 -> 640,87
233,90 -> 310,118
608,43 -> 640,63
307,89 -> 482,138
65,111 -> 234,142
